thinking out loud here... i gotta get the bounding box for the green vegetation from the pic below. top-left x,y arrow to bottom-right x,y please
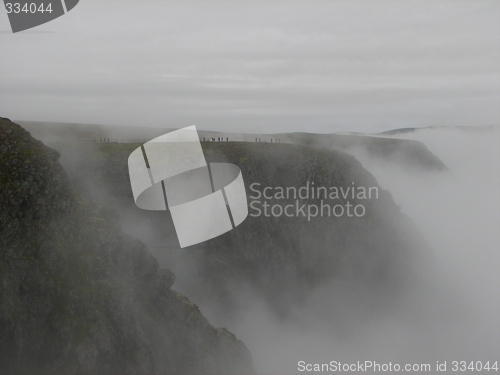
0,118 -> 254,374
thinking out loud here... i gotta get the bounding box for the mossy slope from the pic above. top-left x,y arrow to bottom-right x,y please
0,118 -> 254,375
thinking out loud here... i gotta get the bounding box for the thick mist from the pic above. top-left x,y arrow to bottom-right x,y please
49,126 -> 499,374
357,128 -> 500,356
181,128 -> 499,374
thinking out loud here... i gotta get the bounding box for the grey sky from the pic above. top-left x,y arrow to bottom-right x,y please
1,0 -> 499,133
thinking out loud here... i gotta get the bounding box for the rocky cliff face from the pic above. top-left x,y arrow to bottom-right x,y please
0,118 -> 254,375
185,143 -> 427,320
44,133 -> 430,330
281,132 -> 447,171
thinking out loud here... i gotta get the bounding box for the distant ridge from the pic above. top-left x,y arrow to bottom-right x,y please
380,125 -> 498,135
16,120 -> 449,170
379,127 -> 417,135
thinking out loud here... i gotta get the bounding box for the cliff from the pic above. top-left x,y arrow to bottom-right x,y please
17,121 -> 448,171
45,134 -> 429,326
280,132 -> 447,171
186,142 -> 427,319
0,118 -> 254,375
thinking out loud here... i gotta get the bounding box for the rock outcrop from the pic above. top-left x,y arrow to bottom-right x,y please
0,118 -> 254,375
281,132 -> 447,171
45,135 -> 429,327
185,142 -> 427,318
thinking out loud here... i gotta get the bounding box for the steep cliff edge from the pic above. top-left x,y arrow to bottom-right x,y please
186,143 -> 428,320
281,132 -> 447,171
18,121 -> 447,171
45,135 -> 430,328
0,118 -> 254,375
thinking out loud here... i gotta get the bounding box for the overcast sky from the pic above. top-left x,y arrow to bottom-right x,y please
1,0 -> 499,133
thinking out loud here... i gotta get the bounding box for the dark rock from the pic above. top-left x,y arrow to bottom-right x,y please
0,118 -> 254,375
284,132 -> 448,171
48,136 -> 429,328
182,142 -> 428,318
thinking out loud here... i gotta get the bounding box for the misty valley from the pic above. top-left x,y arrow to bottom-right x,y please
1,118 -> 498,374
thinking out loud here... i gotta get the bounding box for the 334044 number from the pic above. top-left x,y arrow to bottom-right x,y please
5,3 -> 53,14
452,361 -> 499,372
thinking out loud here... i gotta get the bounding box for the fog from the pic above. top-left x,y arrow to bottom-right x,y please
2,0 -> 499,133
176,128 -> 499,374
47,125 -> 499,374
3,0 -> 499,371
